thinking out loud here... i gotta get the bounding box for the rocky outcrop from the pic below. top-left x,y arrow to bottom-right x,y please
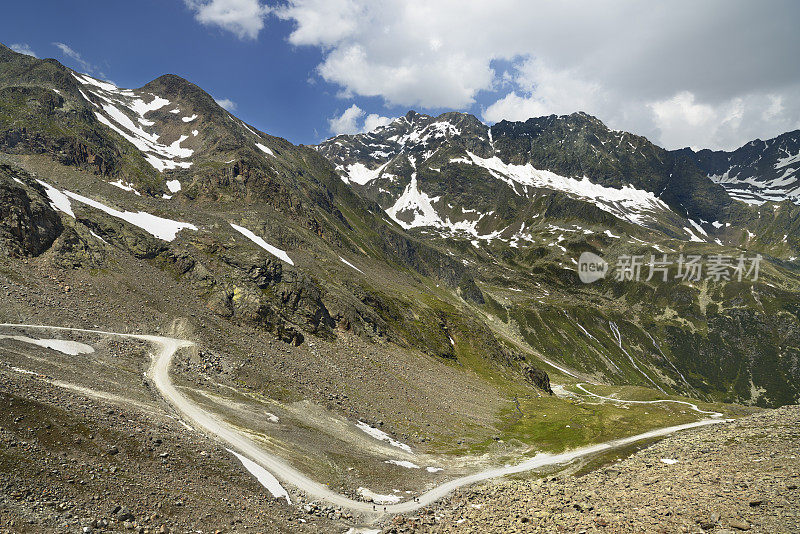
51,223 -> 106,269
0,165 -> 62,256
521,363 -> 553,395
0,87 -> 120,178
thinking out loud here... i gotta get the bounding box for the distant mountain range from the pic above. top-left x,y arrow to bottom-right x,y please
678,131 -> 800,205
2,42 -> 800,407
317,109 -> 800,247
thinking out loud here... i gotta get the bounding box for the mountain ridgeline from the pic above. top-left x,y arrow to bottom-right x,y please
676,131 -> 800,205
1,43 -> 800,407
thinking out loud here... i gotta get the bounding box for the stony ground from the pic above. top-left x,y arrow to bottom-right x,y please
1,182 -> 798,533
0,371 -> 344,534
384,406 -> 800,533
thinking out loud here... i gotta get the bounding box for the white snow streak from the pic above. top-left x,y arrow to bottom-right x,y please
229,223 -> 294,265
255,143 -> 275,157
36,180 -> 75,218
339,256 -> 364,274
356,421 -> 413,453
0,335 -> 94,356
385,460 -> 420,469
452,152 -> 670,226
227,449 -> 291,504
58,187 -> 197,241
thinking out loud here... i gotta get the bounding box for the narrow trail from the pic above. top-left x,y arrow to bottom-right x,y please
575,383 -> 724,418
1,323 -> 729,523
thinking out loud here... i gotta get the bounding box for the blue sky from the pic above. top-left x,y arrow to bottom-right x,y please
1,1 -> 370,144
2,1 -> 799,150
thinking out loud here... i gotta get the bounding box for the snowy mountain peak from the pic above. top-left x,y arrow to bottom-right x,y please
316,111 -> 730,243
73,72 -> 197,172
680,131 -> 800,205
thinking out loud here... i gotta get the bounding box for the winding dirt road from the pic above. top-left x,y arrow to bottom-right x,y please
575,383 -> 724,417
1,324 -> 731,521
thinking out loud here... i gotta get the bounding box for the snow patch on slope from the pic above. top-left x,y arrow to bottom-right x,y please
0,335 -> 94,356
109,180 -> 141,195
384,460 -> 420,469
343,162 -> 388,185
453,152 -> 670,226
385,173 -> 442,229
357,487 -> 401,504
356,421 -> 412,453
227,449 -> 291,504
255,143 -> 274,157
36,180 -> 75,218
73,73 -> 195,172
37,178 -> 196,241
229,223 -> 294,265
710,147 -> 800,205
62,190 -> 197,241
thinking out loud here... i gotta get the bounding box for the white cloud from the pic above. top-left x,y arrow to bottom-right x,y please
483,58 -> 603,122
647,91 -> 800,150
276,0 -> 800,150
328,104 -> 393,135
9,43 -> 37,57
185,0 -> 271,40
363,113 -> 394,132
53,42 -> 95,73
649,92 -> 719,145
214,97 -> 237,111
275,0 -> 360,46
329,104 -> 362,135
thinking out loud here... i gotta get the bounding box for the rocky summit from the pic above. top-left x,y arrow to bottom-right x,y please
0,33 -> 799,534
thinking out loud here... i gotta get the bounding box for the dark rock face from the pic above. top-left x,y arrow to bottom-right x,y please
52,224 -> 106,269
0,165 -> 62,256
490,112 -> 732,222
0,86 -> 123,179
318,110 -> 732,228
522,363 -> 553,395
458,275 -> 485,304
676,130 -> 800,205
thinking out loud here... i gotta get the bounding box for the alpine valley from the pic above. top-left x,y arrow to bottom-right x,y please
1,43 -> 799,533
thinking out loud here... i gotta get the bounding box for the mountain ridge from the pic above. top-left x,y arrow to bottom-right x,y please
676,129 -> 800,206
2,41 -> 800,411
317,108 -> 738,245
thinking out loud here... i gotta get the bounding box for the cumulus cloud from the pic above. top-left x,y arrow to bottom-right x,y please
648,91 -> 800,151
185,0 -> 271,40
9,43 -> 37,57
53,42 -> 95,73
363,112 -> 394,132
483,58 -> 604,122
276,0 -> 800,150
329,104 -> 394,135
214,97 -> 238,111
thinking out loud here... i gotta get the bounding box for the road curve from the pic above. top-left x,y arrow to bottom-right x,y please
1,324 -> 730,521
575,383 -> 724,418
